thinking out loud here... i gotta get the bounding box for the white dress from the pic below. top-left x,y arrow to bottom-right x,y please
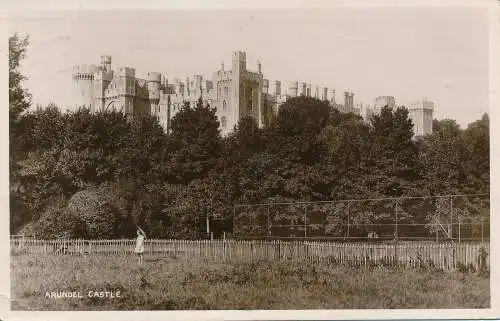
134,235 -> 145,254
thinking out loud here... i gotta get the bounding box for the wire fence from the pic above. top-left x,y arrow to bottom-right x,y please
10,239 -> 489,272
233,194 -> 490,241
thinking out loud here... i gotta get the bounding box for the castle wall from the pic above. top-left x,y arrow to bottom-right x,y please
72,52 -> 383,137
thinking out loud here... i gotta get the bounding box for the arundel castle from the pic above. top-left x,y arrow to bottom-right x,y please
71,51 -> 433,136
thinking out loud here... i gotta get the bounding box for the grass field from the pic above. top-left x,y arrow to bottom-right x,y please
11,254 -> 490,310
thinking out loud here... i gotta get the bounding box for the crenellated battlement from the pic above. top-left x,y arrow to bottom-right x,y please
71,51 -> 375,135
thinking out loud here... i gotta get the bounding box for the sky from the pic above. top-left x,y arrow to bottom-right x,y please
8,6 -> 491,127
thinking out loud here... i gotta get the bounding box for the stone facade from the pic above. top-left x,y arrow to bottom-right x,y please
407,99 -> 434,137
361,96 -> 434,137
71,53 -> 433,137
72,51 -> 347,135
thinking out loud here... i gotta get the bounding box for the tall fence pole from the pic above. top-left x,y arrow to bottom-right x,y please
435,217 -> 438,243
394,200 -> 399,264
304,205 -> 308,239
233,206 -> 236,237
458,216 -> 461,243
267,202 -> 271,237
481,218 -> 484,243
394,200 -> 399,241
347,202 -> 350,239
450,196 -> 453,240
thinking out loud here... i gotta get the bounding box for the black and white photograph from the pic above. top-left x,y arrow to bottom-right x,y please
4,0 -> 499,319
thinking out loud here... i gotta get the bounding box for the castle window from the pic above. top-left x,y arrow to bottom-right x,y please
223,100 -> 227,111
221,116 -> 227,129
249,98 -> 253,111
224,87 -> 229,96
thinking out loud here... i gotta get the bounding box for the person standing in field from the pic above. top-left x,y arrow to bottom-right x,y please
134,226 -> 146,264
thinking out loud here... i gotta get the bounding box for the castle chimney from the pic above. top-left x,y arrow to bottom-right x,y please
257,60 -> 262,74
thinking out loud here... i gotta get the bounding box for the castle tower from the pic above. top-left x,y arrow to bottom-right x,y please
321,87 -> 328,101
72,64 -> 98,112
147,72 -> 161,115
263,79 -> 269,95
374,96 -> 396,112
161,74 -> 168,89
271,80 -> 282,96
101,55 -> 112,72
299,82 -> 307,96
185,77 -> 191,96
193,75 -> 203,99
288,81 -> 298,97
408,99 -> 434,137
230,50 -> 246,133
344,91 -> 350,111
328,89 -> 336,105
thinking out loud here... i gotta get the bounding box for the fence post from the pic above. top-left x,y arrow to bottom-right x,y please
347,202 -> 350,239
233,206 -> 236,236
458,216 -> 461,243
304,205 -> 307,239
394,200 -> 399,264
267,202 -> 271,237
435,219 -> 439,243
481,218 -> 484,243
450,196 -> 453,240
394,200 -> 398,241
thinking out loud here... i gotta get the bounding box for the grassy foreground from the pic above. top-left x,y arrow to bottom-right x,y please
11,254 -> 489,310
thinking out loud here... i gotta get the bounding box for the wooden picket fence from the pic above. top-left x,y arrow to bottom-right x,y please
10,239 -> 489,272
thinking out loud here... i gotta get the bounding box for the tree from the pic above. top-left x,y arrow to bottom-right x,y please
419,119 -> 469,195
166,98 -> 222,184
9,33 -> 32,232
268,96 -> 330,165
366,106 -> 420,197
320,115 -> 372,199
117,113 -> 167,183
462,113 -> 489,194
9,33 -> 31,121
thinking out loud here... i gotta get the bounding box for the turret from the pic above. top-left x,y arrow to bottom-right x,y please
263,79 -> 269,95
299,82 -> 307,96
328,89 -> 336,104
288,81 -> 298,97
271,80 -> 282,96
232,51 -> 246,72
100,55 -> 112,71
185,77 -> 191,96
72,64 -> 98,112
147,72 -> 161,101
321,87 -> 328,101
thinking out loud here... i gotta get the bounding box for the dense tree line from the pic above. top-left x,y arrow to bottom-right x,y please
9,34 -> 490,239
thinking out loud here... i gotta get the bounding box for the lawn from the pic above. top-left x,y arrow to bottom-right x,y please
10,254 -> 490,310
